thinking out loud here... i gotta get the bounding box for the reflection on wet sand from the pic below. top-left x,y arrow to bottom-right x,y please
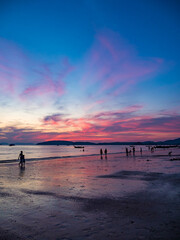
19,165 -> 25,178
0,148 -> 180,240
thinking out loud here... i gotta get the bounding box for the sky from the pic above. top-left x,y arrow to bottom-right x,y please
0,0 -> 180,143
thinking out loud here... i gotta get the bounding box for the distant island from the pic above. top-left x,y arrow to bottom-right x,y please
37,138 -> 180,146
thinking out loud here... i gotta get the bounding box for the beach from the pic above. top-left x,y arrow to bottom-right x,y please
0,147 -> 180,240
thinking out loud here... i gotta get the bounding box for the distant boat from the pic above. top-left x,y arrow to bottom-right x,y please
9,144 -> 15,146
74,146 -> 84,148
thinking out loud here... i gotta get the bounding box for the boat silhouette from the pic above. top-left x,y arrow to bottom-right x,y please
74,146 -> 84,148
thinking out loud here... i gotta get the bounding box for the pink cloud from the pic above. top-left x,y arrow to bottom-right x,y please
98,35 -> 119,61
20,60 -> 74,99
38,105 -> 180,142
0,38 -> 30,96
79,31 -> 165,101
0,61 -> 24,95
1,110 -> 180,143
0,38 -> 74,101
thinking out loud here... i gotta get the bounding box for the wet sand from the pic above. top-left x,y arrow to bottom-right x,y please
0,151 -> 180,240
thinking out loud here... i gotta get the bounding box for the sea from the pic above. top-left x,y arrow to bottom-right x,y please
0,144 -> 149,162
0,144 -> 179,163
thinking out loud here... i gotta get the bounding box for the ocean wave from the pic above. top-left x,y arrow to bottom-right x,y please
1,150 -> 178,164
0,151 -> 124,164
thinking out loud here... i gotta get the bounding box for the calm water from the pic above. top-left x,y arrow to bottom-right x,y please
0,144 -> 179,162
0,145 -> 150,162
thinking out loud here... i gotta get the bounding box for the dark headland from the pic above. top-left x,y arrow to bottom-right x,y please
37,138 -> 180,145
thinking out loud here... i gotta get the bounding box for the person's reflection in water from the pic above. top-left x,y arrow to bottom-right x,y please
19,165 -> 25,178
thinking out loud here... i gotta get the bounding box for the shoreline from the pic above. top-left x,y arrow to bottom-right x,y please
0,150 -> 180,165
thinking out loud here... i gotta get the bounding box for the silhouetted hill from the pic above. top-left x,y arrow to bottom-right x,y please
37,141 -> 74,145
162,138 -> 180,145
37,138 -> 180,145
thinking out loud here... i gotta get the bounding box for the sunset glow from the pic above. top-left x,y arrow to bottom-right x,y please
0,0 -> 179,143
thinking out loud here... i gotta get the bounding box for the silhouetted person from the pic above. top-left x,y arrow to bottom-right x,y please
126,147 -> 129,156
100,148 -> 103,155
18,151 -> 25,166
133,147 -> 135,155
104,148 -> 107,155
168,151 -> 172,156
140,147 -> 142,155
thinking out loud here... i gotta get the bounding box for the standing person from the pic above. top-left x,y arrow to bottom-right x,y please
168,151 -> 172,156
140,147 -> 142,155
104,148 -> 107,155
100,148 -> 103,159
133,147 -> 135,155
104,148 -> 107,159
140,148 -> 142,155
126,147 -> 129,156
18,151 -> 25,166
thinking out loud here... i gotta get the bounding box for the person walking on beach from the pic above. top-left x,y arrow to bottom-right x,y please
18,151 -> 25,166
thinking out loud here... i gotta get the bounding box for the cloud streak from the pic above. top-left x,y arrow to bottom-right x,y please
79,31 -> 164,102
1,112 -> 179,143
36,106 -> 180,142
0,39 -> 74,103
0,32 -> 176,143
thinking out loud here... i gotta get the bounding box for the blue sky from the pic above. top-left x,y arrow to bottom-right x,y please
0,0 -> 180,143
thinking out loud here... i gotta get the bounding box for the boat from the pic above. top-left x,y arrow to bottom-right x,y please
74,146 -> 84,148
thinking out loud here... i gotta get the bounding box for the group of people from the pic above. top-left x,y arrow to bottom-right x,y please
148,146 -> 155,152
100,148 -> 107,156
126,147 -> 143,156
18,151 -> 25,166
126,147 -> 135,156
